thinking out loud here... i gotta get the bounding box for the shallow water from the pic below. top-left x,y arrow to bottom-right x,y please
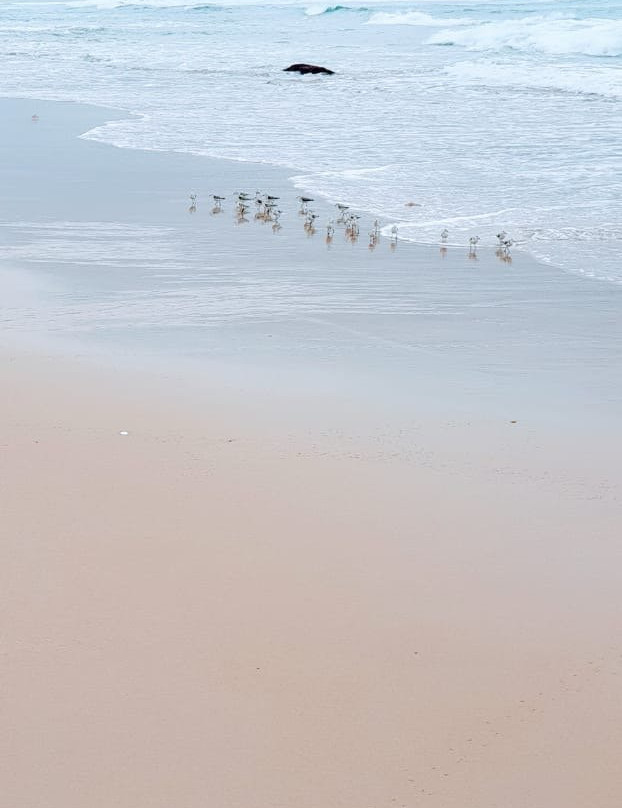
1,0 -> 620,282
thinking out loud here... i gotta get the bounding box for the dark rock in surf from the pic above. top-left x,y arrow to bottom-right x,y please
283,63 -> 335,76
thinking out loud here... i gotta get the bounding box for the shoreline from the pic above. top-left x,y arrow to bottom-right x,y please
2,98 -> 621,430
5,92 -> 618,283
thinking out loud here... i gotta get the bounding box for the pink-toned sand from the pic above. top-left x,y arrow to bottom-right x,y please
2,350 -> 621,808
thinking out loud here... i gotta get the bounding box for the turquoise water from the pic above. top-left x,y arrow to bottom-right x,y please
1,0 -> 620,281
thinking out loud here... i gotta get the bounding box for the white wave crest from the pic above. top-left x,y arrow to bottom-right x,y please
304,4 -> 353,15
427,16 -> 622,58
368,11 -> 474,27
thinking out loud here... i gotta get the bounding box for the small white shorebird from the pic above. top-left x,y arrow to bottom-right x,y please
440,228 -> 449,243
496,230 -> 508,246
189,193 -> 197,213
304,211 -> 318,231
391,224 -> 399,240
298,196 -> 314,214
304,212 -> 318,236
256,198 -> 278,222
468,235 -> 480,258
345,214 -> 360,239
336,203 -> 349,223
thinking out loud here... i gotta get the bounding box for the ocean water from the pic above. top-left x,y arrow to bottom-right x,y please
1,0 -> 621,282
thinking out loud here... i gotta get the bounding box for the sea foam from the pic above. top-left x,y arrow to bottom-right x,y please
427,16 -> 622,57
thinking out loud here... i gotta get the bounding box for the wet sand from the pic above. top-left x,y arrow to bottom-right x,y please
2,98 -> 621,428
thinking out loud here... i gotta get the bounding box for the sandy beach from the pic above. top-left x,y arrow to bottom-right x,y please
3,346 -> 622,808
2,98 -> 622,807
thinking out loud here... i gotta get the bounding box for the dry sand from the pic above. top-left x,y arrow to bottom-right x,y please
2,348 -> 621,808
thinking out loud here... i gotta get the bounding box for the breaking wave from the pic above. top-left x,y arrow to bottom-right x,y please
304,4 -> 366,15
427,16 -> 622,58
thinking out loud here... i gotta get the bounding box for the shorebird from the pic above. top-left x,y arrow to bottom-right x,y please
496,237 -> 514,263
253,195 -> 267,217
496,230 -> 508,246
344,215 -> 359,242
189,193 -> 197,213
391,224 -> 399,240
345,215 -> 360,236
336,203 -> 349,223
263,203 -> 280,223
236,192 -> 253,203
468,235 -> 480,258
304,213 -> 318,236
440,228 -> 449,243
298,196 -> 314,214
326,220 -> 335,238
